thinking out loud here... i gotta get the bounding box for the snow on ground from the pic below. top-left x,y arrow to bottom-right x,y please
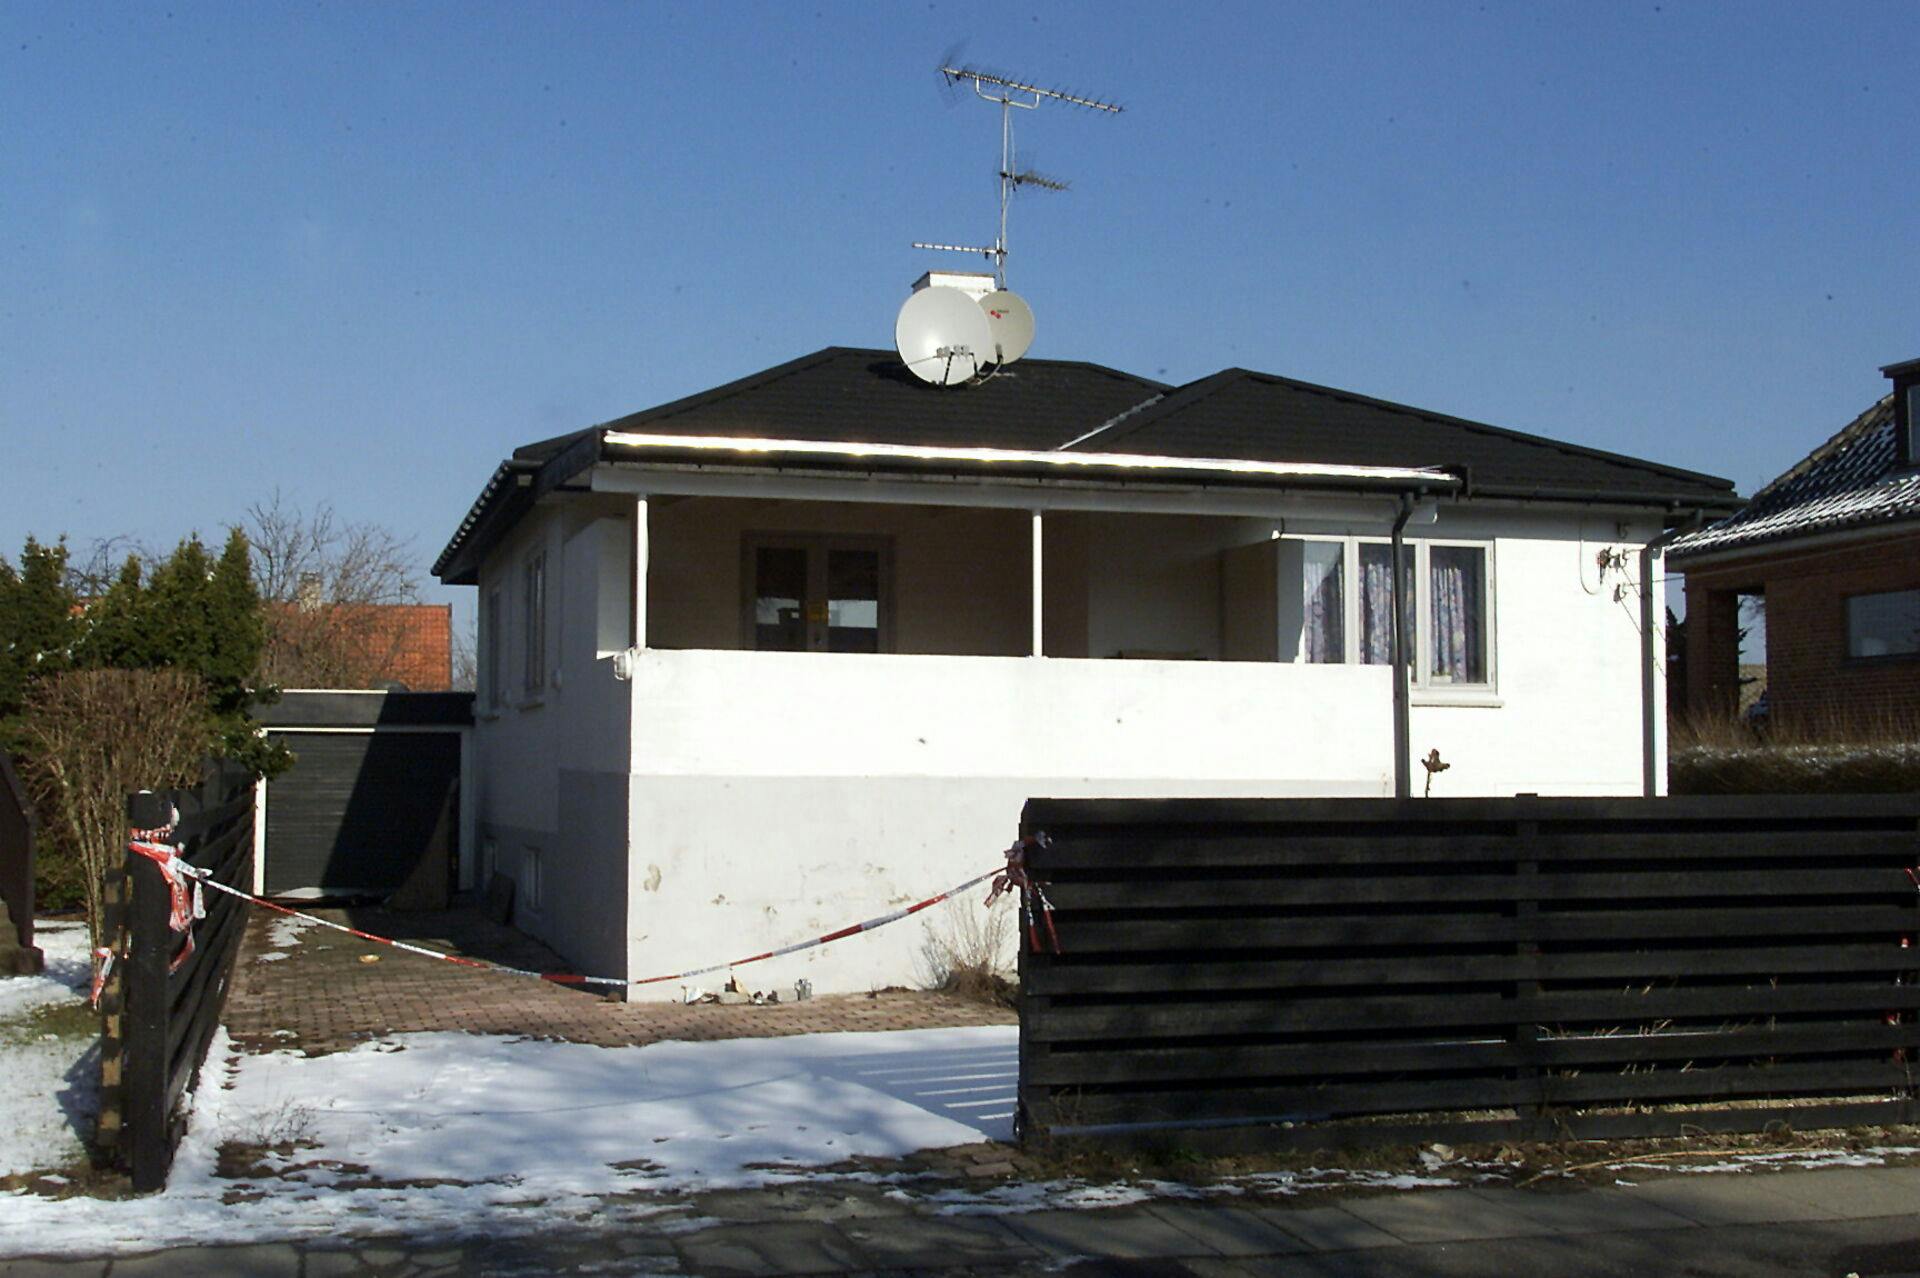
252,913 -> 316,963
0,921 -> 90,1019
0,922 -> 98,1180
0,1023 -> 1019,1256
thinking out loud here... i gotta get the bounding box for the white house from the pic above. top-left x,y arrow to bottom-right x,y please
433,344 -> 1739,997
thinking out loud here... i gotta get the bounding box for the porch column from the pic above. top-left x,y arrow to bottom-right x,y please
1030,510 -> 1044,657
632,496 -> 649,651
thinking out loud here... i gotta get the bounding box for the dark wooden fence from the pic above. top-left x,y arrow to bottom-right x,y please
1017,796 -> 1920,1152
97,760 -> 256,1191
0,754 -> 41,973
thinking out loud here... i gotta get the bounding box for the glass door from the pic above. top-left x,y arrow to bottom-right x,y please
749,536 -> 889,652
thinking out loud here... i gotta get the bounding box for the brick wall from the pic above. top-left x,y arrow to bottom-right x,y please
1680,526 -> 1920,733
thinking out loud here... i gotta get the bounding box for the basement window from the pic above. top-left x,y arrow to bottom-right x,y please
1846,588 -> 1920,659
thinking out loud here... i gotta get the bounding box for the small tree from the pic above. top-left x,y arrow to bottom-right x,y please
244,492 -> 426,688
0,536 -> 81,726
20,669 -> 212,948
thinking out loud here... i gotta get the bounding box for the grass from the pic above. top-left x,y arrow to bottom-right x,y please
1669,711 -> 1920,795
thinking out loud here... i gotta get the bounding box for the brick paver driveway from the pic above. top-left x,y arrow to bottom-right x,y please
223,904 -> 1014,1055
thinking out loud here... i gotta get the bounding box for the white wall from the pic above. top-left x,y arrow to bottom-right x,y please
472,504 -> 633,978
623,649 -> 1392,999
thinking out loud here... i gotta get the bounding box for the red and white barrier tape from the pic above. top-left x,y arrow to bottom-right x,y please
113,833 -> 1059,991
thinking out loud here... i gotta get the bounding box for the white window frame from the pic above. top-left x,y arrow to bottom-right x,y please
1281,534 -> 1499,702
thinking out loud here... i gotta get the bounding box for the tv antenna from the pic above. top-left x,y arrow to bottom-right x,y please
912,64 -> 1121,289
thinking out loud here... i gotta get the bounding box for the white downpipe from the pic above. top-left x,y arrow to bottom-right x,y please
1031,510 -> 1044,657
633,496 -> 650,651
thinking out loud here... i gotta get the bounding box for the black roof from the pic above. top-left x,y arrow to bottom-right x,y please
595,345 -> 1168,451
435,347 -> 1740,584
1072,369 -> 1740,509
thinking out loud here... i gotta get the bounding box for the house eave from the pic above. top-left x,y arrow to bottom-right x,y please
597,429 -> 1462,492
1667,512 -> 1920,573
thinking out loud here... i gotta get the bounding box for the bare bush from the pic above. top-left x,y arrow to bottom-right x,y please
19,670 -> 211,947
917,900 -> 1016,1007
244,491 -> 426,689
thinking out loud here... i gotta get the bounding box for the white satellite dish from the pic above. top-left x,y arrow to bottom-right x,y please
895,286 -> 993,386
978,289 -> 1035,365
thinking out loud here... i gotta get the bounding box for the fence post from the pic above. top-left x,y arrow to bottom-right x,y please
122,790 -> 175,1193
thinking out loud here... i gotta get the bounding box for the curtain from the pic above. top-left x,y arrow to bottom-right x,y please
1359,544 -> 1411,665
1302,542 -> 1344,663
1430,546 -> 1486,682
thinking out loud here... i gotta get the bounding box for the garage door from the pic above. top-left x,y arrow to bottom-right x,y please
264,731 -> 461,896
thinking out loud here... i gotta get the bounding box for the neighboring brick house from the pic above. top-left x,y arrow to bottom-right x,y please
264,601 -> 455,691
1670,357 -> 1920,732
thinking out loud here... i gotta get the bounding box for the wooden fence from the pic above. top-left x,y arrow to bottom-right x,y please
1017,796 -> 1920,1152
0,754 -> 40,973
97,760 -> 256,1191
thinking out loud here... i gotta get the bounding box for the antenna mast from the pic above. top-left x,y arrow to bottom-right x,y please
913,65 -> 1121,289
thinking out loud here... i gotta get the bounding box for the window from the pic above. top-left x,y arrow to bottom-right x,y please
484,589 -> 503,710
744,535 -> 890,653
521,845 -> 542,912
1847,589 -> 1920,659
522,551 -> 546,692
1280,537 -> 1495,689
1356,543 -> 1417,668
1300,540 -> 1344,663
1428,545 -> 1489,684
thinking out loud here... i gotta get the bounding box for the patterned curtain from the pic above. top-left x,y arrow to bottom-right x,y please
1302,542 -> 1344,663
1359,544 -> 1411,665
1430,546 -> 1485,682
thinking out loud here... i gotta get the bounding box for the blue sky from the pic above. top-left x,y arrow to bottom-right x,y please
3,2 -> 1912,634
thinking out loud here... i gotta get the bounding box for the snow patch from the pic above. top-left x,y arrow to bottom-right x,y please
0,923 -> 98,1178
0,922 -> 91,1019
0,1024 -> 1018,1256
264,914 -> 315,953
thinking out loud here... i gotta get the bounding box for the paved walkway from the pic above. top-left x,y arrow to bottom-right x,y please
5,1166 -> 1920,1275
222,902 -> 1014,1054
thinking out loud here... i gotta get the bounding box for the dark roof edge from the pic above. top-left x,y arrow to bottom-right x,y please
1466,483 -> 1744,517
433,431 -> 602,584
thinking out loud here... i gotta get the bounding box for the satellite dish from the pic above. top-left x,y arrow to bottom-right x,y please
978,289 -> 1035,365
895,286 -> 992,386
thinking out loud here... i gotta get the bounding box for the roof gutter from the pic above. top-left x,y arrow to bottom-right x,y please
600,429 -> 1460,491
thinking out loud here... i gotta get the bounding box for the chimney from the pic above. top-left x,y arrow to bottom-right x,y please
1882,357 -> 1920,470
296,572 -> 325,613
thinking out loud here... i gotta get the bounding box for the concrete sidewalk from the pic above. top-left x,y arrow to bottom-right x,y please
6,1165 -> 1919,1276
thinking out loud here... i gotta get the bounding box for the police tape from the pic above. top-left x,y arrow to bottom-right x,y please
104,833 -> 1059,995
